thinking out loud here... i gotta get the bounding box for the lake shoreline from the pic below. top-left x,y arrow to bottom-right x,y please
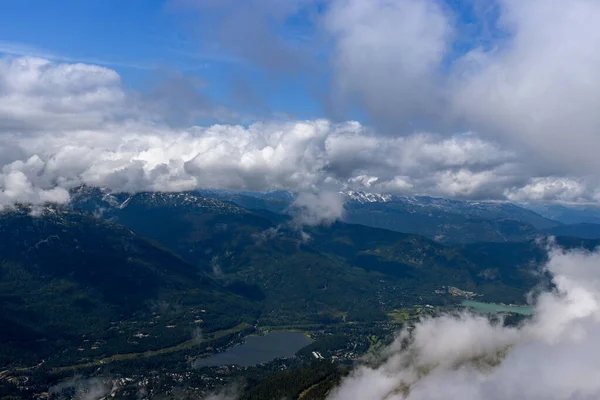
193,330 -> 313,368
461,300 -> 534,316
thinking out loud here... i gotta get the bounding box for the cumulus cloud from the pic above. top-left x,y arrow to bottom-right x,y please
0,169 -> 69,209
504,177 -> 595,203
0,56 -> 529,208
324,0 -> 452,131
0,56 -> 124,132
328,244 -> 600,400
84,0 -> 600,207
323,0 -> 600,183
451,0 -> 600,177
291,190 -> 345,226
0,54 -> 596,208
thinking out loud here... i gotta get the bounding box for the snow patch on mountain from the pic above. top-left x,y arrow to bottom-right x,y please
343,191 -> 393,203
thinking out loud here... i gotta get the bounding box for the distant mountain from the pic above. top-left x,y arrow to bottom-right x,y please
69,189 -> 549,320
67,188 -> 600,322
6,188 -> 600,399
545,222 -> 600,239
71,185 -> 245,214
202,189 -> 561,229
196,189 -> 293,214
78,188 -> 600,247
344,191 -> 393,203
6,188 -> 599,377
342,191 -> 561,230
0,206 -> 258,368
524,203 -> 600,225
71,188 -> 274,270
342,199 -> 545,244
189,189 -> 560,244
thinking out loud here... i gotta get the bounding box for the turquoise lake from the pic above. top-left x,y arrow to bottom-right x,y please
461,300 -> 533,316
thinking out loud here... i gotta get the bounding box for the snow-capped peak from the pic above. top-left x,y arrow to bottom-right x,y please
343,191 -> 393,203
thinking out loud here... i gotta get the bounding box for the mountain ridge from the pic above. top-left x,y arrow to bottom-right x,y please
0,205 -> 259,368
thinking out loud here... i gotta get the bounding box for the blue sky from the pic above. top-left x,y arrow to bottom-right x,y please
0,1 -> 183,72
0,0 -> 324,121
0,0 -> 505,125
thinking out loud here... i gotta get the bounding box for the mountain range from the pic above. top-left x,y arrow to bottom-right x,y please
0,205 -> 262,368
3,186 -> 600,399
524,203 -> 600,225
1,187 -> 576,368
197,189 -> 600,243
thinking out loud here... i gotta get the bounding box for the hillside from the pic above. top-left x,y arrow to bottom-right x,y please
342,201 -> 543,244
194,189 -> 561,244
344,192 -> 560,229
305,222 -> 541,303
197,189 -> 293,214
0,206 -> 258,368
525,203 -> 600,225
544,222 -> 600,239
69,190 -> 548,322
2,192 -> 596,399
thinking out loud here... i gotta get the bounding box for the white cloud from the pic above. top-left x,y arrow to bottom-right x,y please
322,0 -> 600,193
0,169 -> 70,209
328,245 -> 600,400
291,190 -> 345,226
0,56 -> 124,132
0,55 -> 596,208
504,177 -> 591,203
452,0 -> 600,177
325,0 -> 451,131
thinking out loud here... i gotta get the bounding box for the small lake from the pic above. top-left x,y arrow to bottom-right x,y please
461,300 -> 533,316
193,331 -> 312,368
